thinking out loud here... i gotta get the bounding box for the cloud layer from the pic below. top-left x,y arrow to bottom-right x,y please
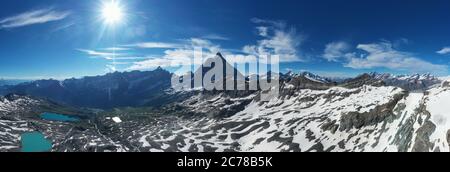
337,41 -> 447,74
125,42 -> 183,49
0,8 -> 70,29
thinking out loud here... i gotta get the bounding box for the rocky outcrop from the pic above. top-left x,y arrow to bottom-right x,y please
339,92 -> 405,131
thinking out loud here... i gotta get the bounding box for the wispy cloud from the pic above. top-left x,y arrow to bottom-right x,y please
323,41 -> 353,62
51,21 -> 75,32
201,34 -> 230,41
345,41 -> 447,74
103,47 -> 131,51
105,64 -> 117,73
243,18 -> 305,62
256,26 -> 269,37
0,8 -> 70,29
250,18 -> 286,28
300,69 -> 357,78
127,38 -> 221,71
437,47 -> 450,55
110,61 -> 134,65
113,57 -> 149,60
77,48 -> 150,73
125,42 -> 183,49
77,49 -> 118,58
77,48 -> 149,61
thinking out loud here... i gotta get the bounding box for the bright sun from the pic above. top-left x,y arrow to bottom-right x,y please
101,0 -> 124,24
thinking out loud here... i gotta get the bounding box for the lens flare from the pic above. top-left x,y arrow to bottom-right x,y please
101,0 -> 124,24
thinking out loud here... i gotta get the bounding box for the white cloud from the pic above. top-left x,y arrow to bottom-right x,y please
125,42 -> 182,49
250,18 -> 286,28
126,38 -> 262,71
0,8 -> 70,29
256,26 -> 269,37
201,34 -> 230,41
77,49 -> 118,59
190,38 -> 219,50
243,19 -> 304,62
437,47 -> 450,55
127,38 -> 221,71
323,41 -> 352,62
103,47 -> 130,51
77,49 -> 146,60
113,56 -> 149,60
105,64 -> 117,73
345,42 -> 447,74
126,19 -> 305,71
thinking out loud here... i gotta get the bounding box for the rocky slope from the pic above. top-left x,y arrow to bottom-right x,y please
0,94 -> 127,152
125,75 -> 450,152
81,73 -> 450,152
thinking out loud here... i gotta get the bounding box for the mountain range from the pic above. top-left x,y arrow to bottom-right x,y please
1,53 -> 450,152
1,67 -> 173,109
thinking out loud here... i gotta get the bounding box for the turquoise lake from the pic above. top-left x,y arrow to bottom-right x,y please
20,132 -> 52,152
40,112 -> 80,122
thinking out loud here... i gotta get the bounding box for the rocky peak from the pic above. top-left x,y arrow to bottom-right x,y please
339,73 -> 385,88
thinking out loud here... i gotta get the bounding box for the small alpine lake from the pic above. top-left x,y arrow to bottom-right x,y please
40,112 -> 80,122
20,132 -> 52,152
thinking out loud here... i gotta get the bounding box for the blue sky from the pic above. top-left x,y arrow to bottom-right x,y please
2,0 -> 450,79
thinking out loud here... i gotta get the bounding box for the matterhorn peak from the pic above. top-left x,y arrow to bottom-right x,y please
216,52 -> 224,57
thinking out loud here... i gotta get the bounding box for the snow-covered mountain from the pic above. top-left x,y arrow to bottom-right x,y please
126,75 -> 450,152
370,72 -> 441,91
3,54 -> 450,152
286,71 -> 336,84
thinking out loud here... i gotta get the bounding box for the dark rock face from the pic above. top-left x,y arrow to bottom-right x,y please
287,75 -> 336,90
279,74 -> 337,100
412,121 -> 436,152
446,130 -> 450,147
339,73 -> 385,89
339,92 -> 406,132
321,119 -> 339,134
180,89 -> 257,118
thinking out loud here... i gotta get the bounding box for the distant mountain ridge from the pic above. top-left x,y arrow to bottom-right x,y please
285,71 -> 336,84
3,68 -> 173,109
0,79 -> 29,86
1,52 -> 445,109
369,72 -> 441,90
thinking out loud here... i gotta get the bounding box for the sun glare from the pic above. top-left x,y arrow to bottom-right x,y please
101,0 -> 124,24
